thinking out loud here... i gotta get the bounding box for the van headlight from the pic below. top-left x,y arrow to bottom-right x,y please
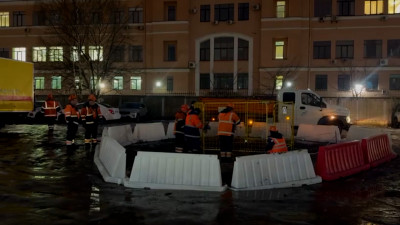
346,116 -> 351,123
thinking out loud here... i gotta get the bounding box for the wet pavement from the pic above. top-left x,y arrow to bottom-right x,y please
0,124 -> 400,225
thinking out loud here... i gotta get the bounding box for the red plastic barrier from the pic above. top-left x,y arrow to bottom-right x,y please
361,134 -> 397,167
316,141 -> 370,181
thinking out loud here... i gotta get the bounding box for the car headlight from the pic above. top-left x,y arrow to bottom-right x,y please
346,116 -> 351,123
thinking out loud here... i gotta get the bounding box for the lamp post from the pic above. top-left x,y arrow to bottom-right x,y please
353,83 -> 365,123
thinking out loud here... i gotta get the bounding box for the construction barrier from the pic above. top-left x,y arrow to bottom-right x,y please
124,151 -> 227,192
132,122 -> 167,142
316,141 -> 370,181
166,121 -> 175,139
230,150 -> 322,191
296,124 -> 341,143
107,124 -> 136,146
361,134 -> 397,167
94,136 -> 126,184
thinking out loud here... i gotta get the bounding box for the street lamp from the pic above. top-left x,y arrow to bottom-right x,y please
286,81 -> 292,88
155,81 -> 162,87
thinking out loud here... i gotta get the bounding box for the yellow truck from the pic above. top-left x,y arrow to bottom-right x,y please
0,57 -> 34,128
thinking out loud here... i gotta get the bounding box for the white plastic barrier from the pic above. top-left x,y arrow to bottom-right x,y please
235,123 -> 246,137
166,122 -> 175,139
275,123 -> 293,140
124,151 -> 227,192
132,122 -> 167,142
295,124 -> 341,143
345,125 -> 392,145
107,124 -> 136,146
249,122 -> 268,139
94,136 -> 126,185
231,150 -> 321,191
204,122 -> 218,137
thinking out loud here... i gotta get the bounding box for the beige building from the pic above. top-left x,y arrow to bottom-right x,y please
1,0 -> 400,99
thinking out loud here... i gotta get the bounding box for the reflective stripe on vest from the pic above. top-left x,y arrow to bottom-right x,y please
218,112 -> 239,136
44,101 -> 57,117
269,138 -> 288,153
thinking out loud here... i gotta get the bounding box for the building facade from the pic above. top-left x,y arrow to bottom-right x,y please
1,0 -> 400,99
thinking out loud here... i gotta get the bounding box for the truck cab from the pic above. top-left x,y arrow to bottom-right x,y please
277,89 -> 351,131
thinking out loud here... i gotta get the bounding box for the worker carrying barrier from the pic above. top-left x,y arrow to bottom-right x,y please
316,141 -> 370,181
107,124 -> 136,146
94,136 -> 126,185
132,122 -> 167,142
124,151 -> 227,192
361,134 -> 397,167
230,150 -> 321,191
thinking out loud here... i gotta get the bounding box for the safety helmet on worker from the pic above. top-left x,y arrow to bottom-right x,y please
47,93 -> 54,100
269,125 -> 278,132
68,94 -> 77,101
180,104 -> 189,113
227,103 -> 234,108
88,94 -> 96,101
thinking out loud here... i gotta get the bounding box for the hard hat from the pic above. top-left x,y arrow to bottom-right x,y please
88,94 -> 96,101
270,126 -> 278,132
68,94 -> 77,101
227,103 -> 234,108
180,104 -> 189,113
47,93 -> 54,100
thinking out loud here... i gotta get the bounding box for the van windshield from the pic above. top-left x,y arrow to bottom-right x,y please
301,93 -> 326,108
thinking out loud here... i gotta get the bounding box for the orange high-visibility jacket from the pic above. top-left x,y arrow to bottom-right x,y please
64,104 -> 80,123
184,114 -> 203,138
218,111 -> 240,136
174,111 -> 186,134
42,100 -> 60,117
268,138 -> 288,153
81,103 -> 102,125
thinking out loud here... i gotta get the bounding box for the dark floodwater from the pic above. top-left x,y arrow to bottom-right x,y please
0,124 -> 400,225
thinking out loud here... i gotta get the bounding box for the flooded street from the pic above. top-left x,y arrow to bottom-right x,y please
0,124 -> 400,225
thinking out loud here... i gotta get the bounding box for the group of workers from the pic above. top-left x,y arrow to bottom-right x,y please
173,102 -> 288,162
41,93 -> 102,150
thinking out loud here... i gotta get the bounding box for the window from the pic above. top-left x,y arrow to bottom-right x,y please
238,73 -> 248,89
75,76 -> 81,89
49,11 -> 61,25
215,4 -> 234,21
238,39 -> 249,60
214,37 -> 234,61
0,48 -> 10,58
90,77 -> 98,89
89,46 -> 103,61
167,77 -> 173,92
200,74 -> 210,89
33,11 -> 46,25
91,11 -> 102,24
164,41 -> 177,61
276,75 -> 283,90
365,74 -> 378,90
0,12 -> 9,27
388,39 -> 400,57
13,11 -> 25,27
364,40 -> 382,58
165,2 -> 176,21
390,74 -> 400,90
336,40 -> 354,59
51,76 -> 61,89
388,0 -> 400,14
276,1 -> 286,18
301,93 -> 325,107
364,0 -> 383,15
338,74 -> 350,91
71,46 -> 85,62
113,76 -> 123,90
315,74 -> 328,91
313,41 -> 331,59
337,0 -> 355,16
32,47 -> 47,62
129,45 -> 143,62
238,3 -> 249,21
214,73 -> 233,90
129,8 -> 143,23
49,46 -> 63,62
34,77 -> 45,89
111,45 -> 125,62
274,39 -> 287,59
314,0 -> 332,17
200,40 -> 210,61
200,5 -> 210,22
12,47 -> 26,61
130,76 -> 142,90
113,10 -> 124,24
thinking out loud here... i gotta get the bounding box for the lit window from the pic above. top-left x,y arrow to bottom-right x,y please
12,47 -> 26,61
34,77 -> 45,89
276,1 -> 286,18
388,0 -> 400,14
49,46 -> 63,62
130,76 -> 142,90
89,46 -> 103,61
71,46 -> 85,62
51,76 -> 61,89
274,40 -> 286,59
75,76 -> 80,89
113,76 -> 123,90
0,12 -> 9,27
276,75 -> 283,90
90,77 -> 98,89
364,0 -> 383,15
33,47 -> 47,62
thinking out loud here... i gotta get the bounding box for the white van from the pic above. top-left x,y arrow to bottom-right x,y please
277,89 -> 351,131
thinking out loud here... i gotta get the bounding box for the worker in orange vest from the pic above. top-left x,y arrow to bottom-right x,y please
81,94 -> 103,148
184,108 -> 203,153
174,104 -> 189,153
64,94 -> 80,149
41,93 -> 61,130
266,125 -> 288,154
218,103 -> 241,162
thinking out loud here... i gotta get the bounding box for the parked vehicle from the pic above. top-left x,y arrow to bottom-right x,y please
27,101 -> 65,123
77,102 -> 121,122
119,102 -> 148,121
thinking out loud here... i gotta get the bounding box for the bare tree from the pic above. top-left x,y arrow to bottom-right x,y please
261,64 -> 300,97
39,0 -> 132,99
